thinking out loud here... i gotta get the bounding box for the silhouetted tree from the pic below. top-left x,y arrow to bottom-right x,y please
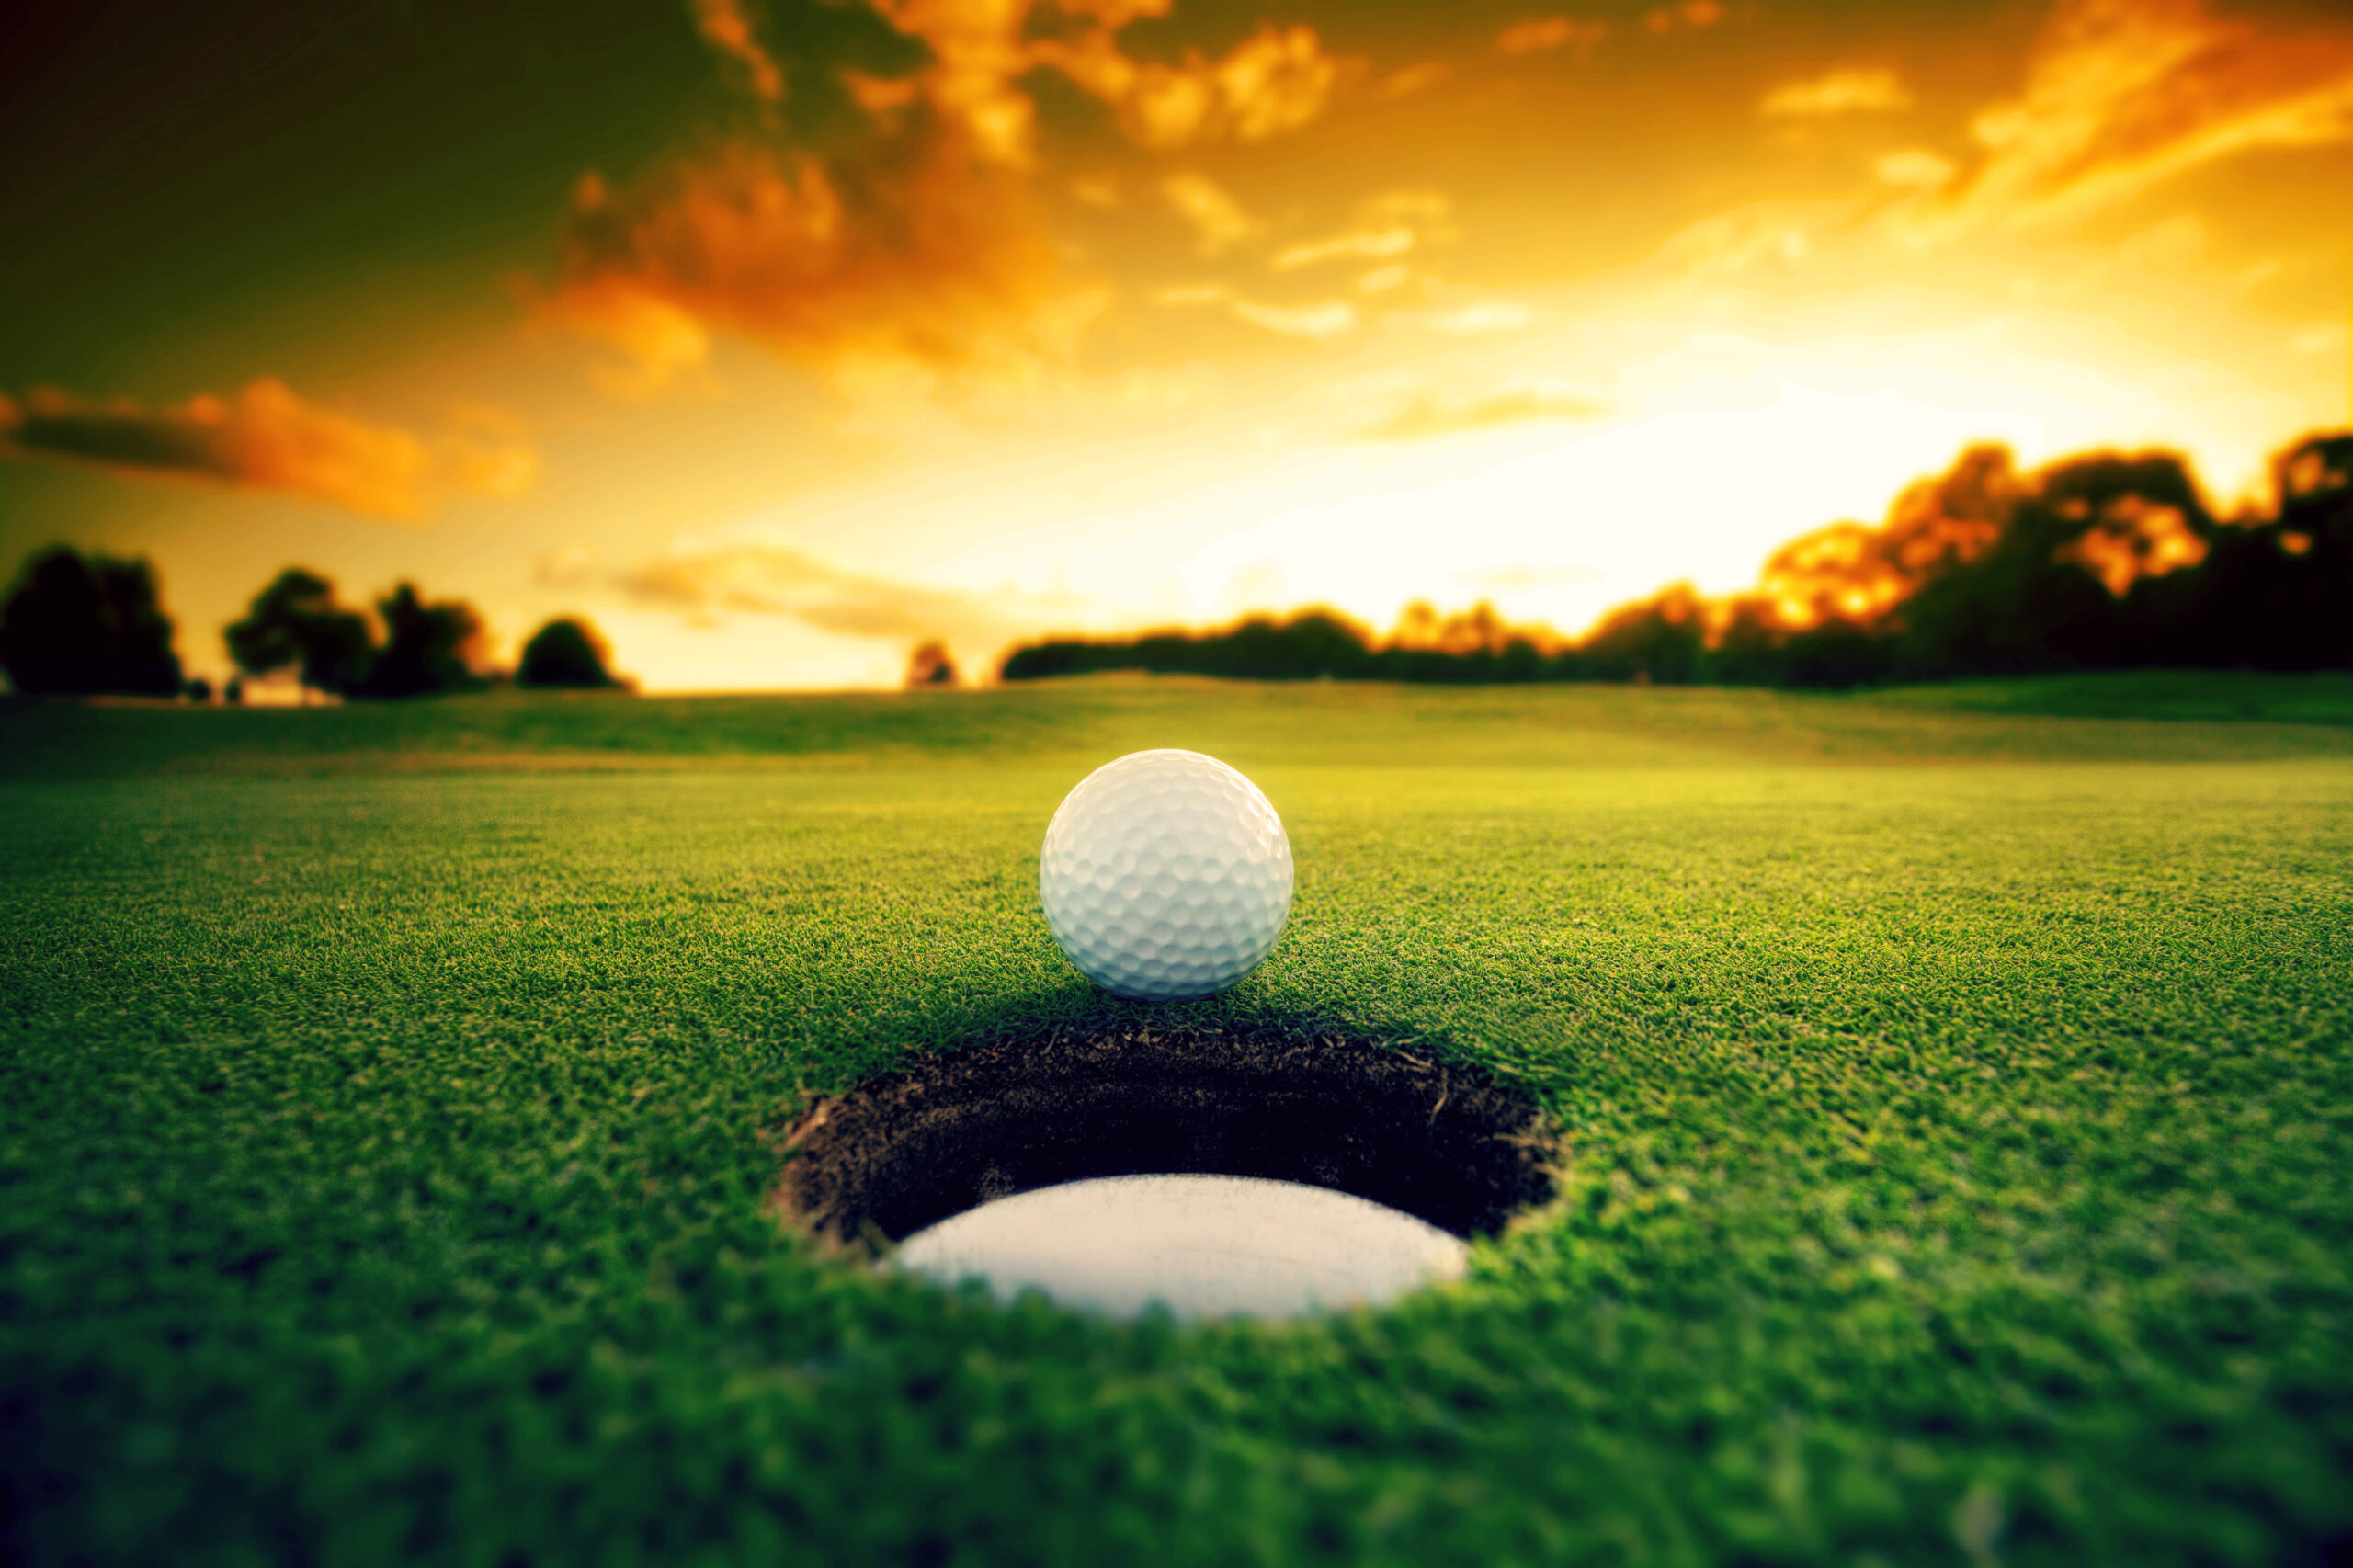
905,641 -> 960,687
226,569 -> 373,698
0,545 -> 183,696
2166,432 -> 2353,670
226,570 -> 500,700
517,618 -> 623,688
355,583 -> 486,699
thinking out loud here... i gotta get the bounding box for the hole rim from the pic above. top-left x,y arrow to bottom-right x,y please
772,1022 -> 1563,1253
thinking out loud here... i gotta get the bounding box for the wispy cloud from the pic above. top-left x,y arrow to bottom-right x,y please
1233,300 -> 1360,339
610,541 -> 1065,660
1157,286 -> 1372,340
1273,226 -> 1414,270
1875,149 -> 1956,189
1163,173 -> 1263,256
2290,320 -> 2348,358
1421,300 -> 1537,335
0,380 -> 534,519
537,544 -> 597,587
1654,0 -> 2353,311
1154,282 -> 1230,306
1760,66 -> 1911,118
1495,16 -> 1608,58
1452,562 -> 1603,589
692,0 -> 786,104
1360,381 -> 1602,440
1658,199 -> 1854,278
1372,62 -> 1452,99
1896,0 -> 2353,244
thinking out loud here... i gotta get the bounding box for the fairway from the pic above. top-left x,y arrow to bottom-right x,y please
3,677 -> 2349,1565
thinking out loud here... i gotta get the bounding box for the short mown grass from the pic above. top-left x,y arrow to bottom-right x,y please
2,674 -> 2347,1565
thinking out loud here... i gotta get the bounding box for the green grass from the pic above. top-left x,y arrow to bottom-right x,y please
6,668 -> 2347,780
3,674 -> 2348,1565
1862,669 -> 2351,725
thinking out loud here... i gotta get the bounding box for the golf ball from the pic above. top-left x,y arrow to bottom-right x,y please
1039,749 -> 1293,1001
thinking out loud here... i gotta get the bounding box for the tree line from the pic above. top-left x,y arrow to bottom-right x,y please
7,427 -> 2346,699
0,553 -> 624,699
1001,429 -> 2351,687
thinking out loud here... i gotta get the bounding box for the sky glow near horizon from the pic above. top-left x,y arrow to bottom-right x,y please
2,0 -> 2347,690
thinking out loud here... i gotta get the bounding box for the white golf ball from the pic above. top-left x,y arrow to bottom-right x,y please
1039,749 -> 1293,1001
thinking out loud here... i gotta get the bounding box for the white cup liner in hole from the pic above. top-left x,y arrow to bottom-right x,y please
892,1173 -> 1470,1320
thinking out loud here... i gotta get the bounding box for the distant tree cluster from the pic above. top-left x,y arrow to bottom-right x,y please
1002,429 -> 2352,688
0,550 -> 626,699
904,640 -> 961,688
224,570 -> 516,699
1002,608 -> 1464,684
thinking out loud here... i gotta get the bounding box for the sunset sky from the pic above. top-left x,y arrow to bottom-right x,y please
4,0 -> 2348,690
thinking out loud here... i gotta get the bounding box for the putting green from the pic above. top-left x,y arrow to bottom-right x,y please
2,675 -> 2347,1565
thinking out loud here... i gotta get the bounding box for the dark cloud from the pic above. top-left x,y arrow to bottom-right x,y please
0,381 -> 534,519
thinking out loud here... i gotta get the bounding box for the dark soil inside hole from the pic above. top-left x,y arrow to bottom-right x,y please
776,1024 -> 1560,1246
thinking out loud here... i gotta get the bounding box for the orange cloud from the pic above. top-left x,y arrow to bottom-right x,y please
1162,173 -> 1262,256
1760,66 -> 1911,118
693,0 -> 786,104
1903,0 -> 2353,243
548,0 -> 1354,397
1032,20 -> 1352,152
548,132 -> 1067,394
0,381 -> 532,519
1644,0 -> 1722,35
847,0 -> 1349,165
1373,62 -> 1451,99
866,0 -> 1060,168
1495,17 -> 1608,57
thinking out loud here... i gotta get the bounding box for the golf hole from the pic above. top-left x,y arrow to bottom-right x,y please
774,1025 -> 1559,1319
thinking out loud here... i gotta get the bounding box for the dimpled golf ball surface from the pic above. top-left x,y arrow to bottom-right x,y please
1040,749 -> 1293,1001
